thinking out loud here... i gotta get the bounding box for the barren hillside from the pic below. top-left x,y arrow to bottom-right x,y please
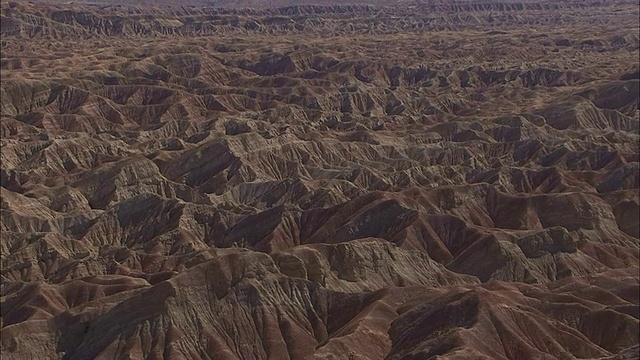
1,0 -> 639,359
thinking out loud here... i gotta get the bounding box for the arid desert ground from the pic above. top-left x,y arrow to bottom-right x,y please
1,0 -> 639,359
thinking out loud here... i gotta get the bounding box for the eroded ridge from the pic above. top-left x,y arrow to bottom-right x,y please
1,0 -> 639,359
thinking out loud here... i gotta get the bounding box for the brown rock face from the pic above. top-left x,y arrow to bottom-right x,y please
1,0 -> 638,359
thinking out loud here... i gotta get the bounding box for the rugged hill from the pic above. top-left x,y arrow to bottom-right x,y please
1,0 -> 639,359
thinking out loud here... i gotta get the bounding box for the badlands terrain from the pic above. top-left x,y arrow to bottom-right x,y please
1,0 -> 639,359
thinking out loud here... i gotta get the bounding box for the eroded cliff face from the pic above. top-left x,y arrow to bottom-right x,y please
1,0 -> 639,358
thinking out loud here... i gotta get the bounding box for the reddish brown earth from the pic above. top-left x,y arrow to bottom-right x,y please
1,0 -> 639,359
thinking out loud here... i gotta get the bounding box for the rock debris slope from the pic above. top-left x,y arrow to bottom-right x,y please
1,0 -> 639,359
